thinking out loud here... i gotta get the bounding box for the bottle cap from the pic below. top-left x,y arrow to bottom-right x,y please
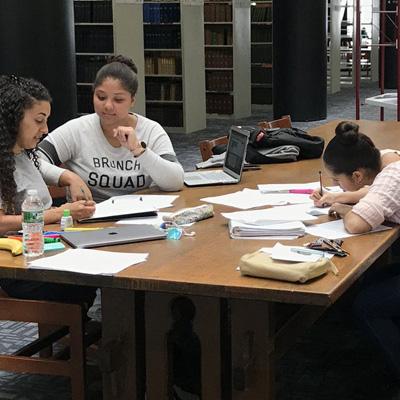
63,209 -> 71,217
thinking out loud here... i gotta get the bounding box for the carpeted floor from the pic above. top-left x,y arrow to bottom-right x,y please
1,81 -> 399,399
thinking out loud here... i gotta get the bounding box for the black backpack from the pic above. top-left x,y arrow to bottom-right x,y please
244,126 -> 324,163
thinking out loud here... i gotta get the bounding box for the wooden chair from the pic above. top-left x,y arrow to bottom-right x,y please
199,135 -> 229,161
258,115 -> 292,130
0,291 -> 87,400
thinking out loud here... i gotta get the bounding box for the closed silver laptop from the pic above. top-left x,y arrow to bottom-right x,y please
61,225 -> 167,249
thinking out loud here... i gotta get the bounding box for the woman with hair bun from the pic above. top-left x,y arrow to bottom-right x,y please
310,121 -> 400,207
38,54 -> 184,203
311,121 -> 400,233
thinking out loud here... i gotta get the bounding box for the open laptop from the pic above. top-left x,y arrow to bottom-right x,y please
184,126 -> 250,187
60,225 -> 167,249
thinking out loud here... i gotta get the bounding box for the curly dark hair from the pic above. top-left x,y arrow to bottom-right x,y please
0,75 -> 51,214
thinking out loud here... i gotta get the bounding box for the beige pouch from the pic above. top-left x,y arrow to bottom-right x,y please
239,251 -> 338,283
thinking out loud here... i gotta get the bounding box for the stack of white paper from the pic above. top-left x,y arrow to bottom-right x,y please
29,249 -> 148,275
229,220 -> 306,240
222,204 -> 318,224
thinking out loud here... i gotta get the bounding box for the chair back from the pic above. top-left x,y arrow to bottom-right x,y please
198,136 -> 228,161
258,115 -> 292,130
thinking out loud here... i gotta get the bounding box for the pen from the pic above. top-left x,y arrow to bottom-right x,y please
43,233 -> 62,238
319,170 -> 323,196
291,248 -> 326,256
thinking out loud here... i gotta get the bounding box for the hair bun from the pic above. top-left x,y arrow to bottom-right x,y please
108,55 -> 138,74
335,121 -> 360,145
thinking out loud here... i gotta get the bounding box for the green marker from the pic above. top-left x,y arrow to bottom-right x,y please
44,237 -> 60,243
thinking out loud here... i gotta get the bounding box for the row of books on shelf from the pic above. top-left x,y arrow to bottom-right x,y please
145,56 -> 180,75
251,26 -> 272,42
76,55 -> 108,83
206,94 -> 233,115
143,3 -> 180,23
205,27 -> 233,46
144,28 -> 181,49
75,27 -> 113,53
251,5 -> 272,22
204,3 -> 232,22
147,105 -> 183,128
206,71 -> 233,92
145,82 -> 182,102
205,49 -> 233,69
74,1 -> 112,23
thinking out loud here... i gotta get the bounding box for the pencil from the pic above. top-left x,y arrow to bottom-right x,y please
319,171 -> 323,196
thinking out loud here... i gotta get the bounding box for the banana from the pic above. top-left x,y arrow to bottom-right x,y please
0,238 -> 23,256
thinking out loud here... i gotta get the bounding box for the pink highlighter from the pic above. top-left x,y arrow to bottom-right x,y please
288,189 -> 314,194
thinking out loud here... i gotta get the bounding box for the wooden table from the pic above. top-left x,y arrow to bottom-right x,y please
0,120 -> 399,399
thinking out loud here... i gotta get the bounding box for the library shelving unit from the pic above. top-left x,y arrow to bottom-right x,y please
327,0 -> 377,93
74,0 -> 114,115
204,0 -> 251,118
113,0 -> 206,134
250,0 -> 272,105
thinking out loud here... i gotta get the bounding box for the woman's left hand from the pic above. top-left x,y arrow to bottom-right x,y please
113,126 -> 144,156
329,203 -> 353,219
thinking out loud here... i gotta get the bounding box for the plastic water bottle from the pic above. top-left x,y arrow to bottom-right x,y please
60,209 -> 73,231
22,189 -> 44,257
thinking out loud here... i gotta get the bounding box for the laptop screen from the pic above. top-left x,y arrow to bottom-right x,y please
224,126 -> 249,177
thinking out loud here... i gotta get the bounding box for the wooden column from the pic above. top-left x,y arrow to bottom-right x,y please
145,292 -> 222,399
102,288 -> 141,400
230,299 -> 275,400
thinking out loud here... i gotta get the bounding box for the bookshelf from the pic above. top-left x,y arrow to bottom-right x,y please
74,0 -> 114,115
145,1 -> 206,133
204,0 -> 251,118
327,0 -> 377,93
250,1 -> 272,105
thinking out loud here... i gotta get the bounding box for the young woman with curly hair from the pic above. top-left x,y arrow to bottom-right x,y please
0,75 -> 96,231
0,75 -> 96,305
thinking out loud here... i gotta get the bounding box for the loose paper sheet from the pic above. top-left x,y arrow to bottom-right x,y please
305,219 -> 391,239
29,249 -> 148,275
